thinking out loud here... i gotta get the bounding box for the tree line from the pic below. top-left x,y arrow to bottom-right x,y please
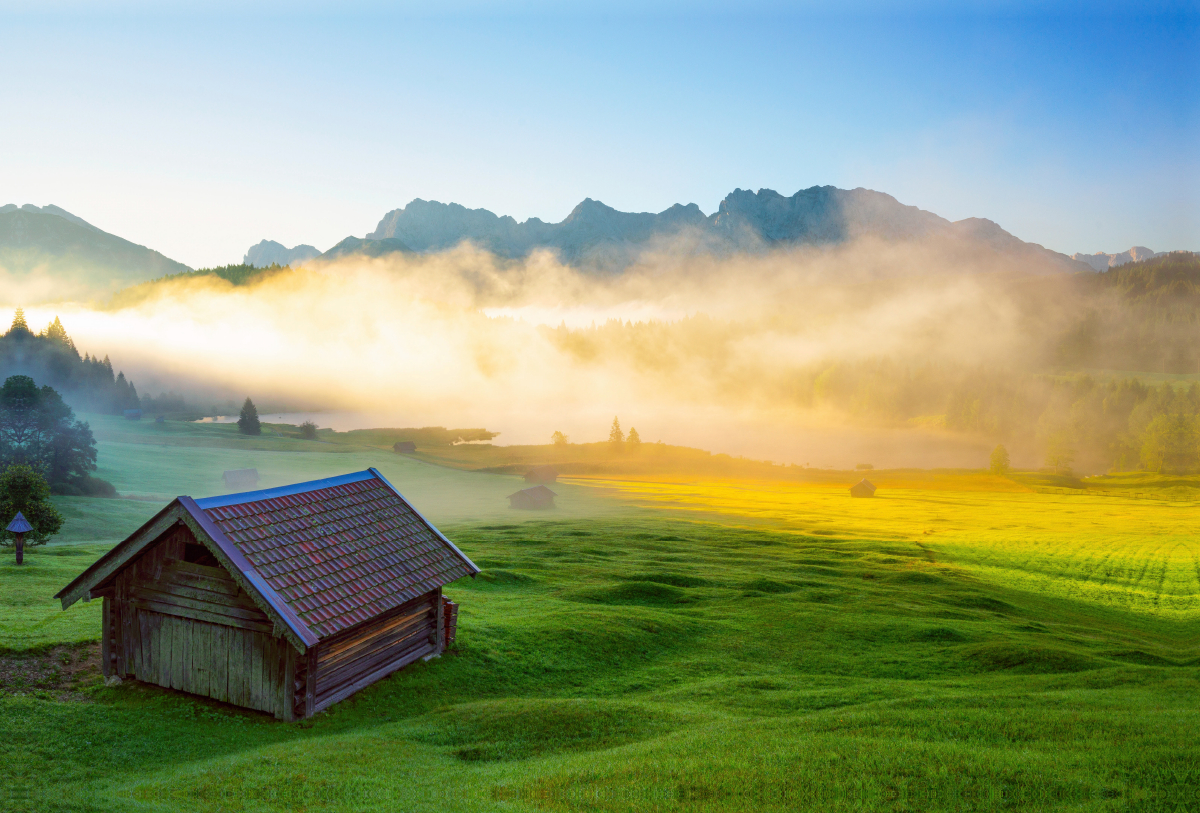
1,309 -> 141,415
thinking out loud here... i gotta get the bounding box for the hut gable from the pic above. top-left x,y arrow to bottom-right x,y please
56,468 -> 478,719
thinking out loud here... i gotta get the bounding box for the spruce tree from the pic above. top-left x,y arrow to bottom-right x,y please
8,308 -> 29,336
627,427 -> 641,448
608,417 -> 624,447
238,397 -> 262,436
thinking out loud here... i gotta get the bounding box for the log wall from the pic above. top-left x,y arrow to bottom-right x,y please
310,589 -> 439,713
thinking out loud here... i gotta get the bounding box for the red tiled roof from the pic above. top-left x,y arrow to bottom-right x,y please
198,472 -> 476,639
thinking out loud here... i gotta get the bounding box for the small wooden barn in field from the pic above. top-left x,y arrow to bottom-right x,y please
524,465 -> 558,484
56,468 -> 478,720
223,468 -> 259,490
850,479 -> 877,498
508,485 -> 556,510
393,441 -> 416,454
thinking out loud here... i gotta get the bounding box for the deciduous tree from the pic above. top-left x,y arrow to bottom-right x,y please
0,464 -> 62,547
989,444 -> 1010,474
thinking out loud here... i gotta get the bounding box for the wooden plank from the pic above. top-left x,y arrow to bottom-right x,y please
243,627 -> 255,707
316,597 -> 434,659
304,648 -> 317,719
168,559 -> 230,580
193,622 -> 207,698
100,597 -> 112,678
435,586 -> 445,655
316,621 -> 433,691
236,628 -> 251,707
128,598 -> 273,634
130,587 -> 269,623
181,617 -> 193,693
153,613 -> 166,688
112,601 -> 124,678
137,610 -> 151,680
161,567 -> 241,598
278,644 -> 297,721
316,626 -> 431,698
270,637 -> 280,714
313,641 -> 434,714
142,579 -> 261,613
162,616 -> 176,690
174,617 -> 187,693
212,625 -> 228,703
317,611 -> 433,670
250,632 -> 265,711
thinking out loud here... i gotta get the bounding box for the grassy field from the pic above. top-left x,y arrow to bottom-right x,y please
0,418 -> 1194,811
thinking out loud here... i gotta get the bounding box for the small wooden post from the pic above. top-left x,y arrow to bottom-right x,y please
6,512 -> 33,566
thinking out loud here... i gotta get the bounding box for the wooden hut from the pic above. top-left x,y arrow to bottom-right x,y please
223,468 -> 259,490
393,441 -> 416,454
850,478 -> 877,498
524,465 -> 558,484
55,469 -> 478,720
508,485 -> 556,510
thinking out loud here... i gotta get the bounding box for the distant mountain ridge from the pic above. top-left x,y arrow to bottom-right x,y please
0,204 -> 191,304
244,240 -> 321,268
344,186 -> 1093,273
1071,246 -> 1166,272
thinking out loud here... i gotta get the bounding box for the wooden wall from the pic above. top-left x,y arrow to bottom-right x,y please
95,522 -> 447,720
98,523 -> 297,719
311,589 -> 441,714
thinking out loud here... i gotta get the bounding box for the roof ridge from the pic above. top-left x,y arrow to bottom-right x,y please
195,470 -> 376,509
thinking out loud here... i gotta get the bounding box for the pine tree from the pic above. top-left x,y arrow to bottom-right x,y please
627,427 -> 641,448
238,397 -> 262,436
608,417 -> 624,447
8,308 -> 29,335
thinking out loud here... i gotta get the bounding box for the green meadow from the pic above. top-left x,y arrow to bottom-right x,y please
0,416 -> 1195,811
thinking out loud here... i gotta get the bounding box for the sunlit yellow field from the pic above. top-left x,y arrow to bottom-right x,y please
576,473 -> 1200,621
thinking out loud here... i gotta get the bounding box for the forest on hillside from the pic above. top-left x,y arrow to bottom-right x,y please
543,253 -> 1200,474
0,310 -> 141,414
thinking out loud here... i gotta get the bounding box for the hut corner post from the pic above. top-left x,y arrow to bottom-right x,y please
435,587 -> 445,654
13,532 -> 23,565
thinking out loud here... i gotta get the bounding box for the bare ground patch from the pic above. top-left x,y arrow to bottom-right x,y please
0,643 -> 102,700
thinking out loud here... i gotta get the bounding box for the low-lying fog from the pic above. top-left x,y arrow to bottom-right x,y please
13,238 -> 1123,469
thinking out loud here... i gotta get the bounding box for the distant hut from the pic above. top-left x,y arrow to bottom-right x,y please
508,485 -> 556,510
393,441 -> 416,454
55,468 -> 478,720
850,479 -> 877,498
123,409 -> 143,420
524,465 -> 558,484
223,468 -> 259,490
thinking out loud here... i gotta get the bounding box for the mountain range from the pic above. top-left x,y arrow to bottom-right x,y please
0,204 -> 190,303
2,190 -> 1185,307
345,186 -> 1094,273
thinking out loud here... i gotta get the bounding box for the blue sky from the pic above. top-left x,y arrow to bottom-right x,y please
1,2 -> 1196,267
